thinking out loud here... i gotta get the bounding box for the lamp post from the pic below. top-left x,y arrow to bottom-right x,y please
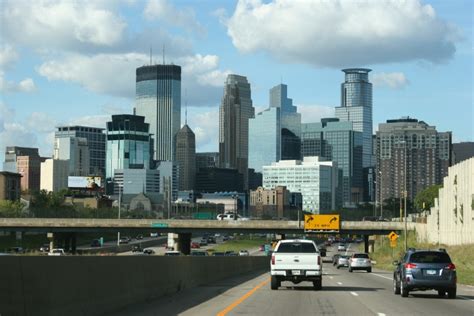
403,140 -> 408,251
117,183 -> 122,246
379,171 -> 383,218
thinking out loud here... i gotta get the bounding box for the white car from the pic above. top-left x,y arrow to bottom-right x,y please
349,253 -> 372,273
337,244 -> 347,252
239,250 -> 249,256
48,248 -> 65,256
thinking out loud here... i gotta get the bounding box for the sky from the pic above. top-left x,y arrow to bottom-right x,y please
1,0 -> 472,161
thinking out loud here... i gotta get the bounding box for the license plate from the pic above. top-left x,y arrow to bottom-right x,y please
292,270 -> 301,275
426,270 -> 436,275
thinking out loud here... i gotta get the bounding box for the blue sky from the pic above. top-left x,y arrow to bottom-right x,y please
0,0 -> 472,160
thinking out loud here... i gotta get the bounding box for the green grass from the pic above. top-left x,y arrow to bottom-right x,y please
360,232 -> 474,285
209,237 -> 268,253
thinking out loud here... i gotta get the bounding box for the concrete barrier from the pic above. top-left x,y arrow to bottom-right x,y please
0,256 -> 269,316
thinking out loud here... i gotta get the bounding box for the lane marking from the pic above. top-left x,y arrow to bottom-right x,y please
329,276 -> 334,279
337,282 -> 343,285
350,291 -> 359,297
370,273 -> 392,281
458,295 -> 474,302
377,313 -> 386,316
216,278 -> 270,316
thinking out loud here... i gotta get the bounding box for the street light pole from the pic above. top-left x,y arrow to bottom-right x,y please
404,140 -> 408,251
117,184 -> 122,246
379,171 -> 383,218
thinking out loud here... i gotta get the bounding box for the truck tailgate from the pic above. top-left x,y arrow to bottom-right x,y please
274,253 -> 320,270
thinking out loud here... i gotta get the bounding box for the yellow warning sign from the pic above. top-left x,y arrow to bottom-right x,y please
390,239 -> 397,248
388,231 -> 399,241
304,214 -> 340,231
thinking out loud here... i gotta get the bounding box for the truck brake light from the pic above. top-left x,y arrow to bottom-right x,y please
271,254 -> 275,265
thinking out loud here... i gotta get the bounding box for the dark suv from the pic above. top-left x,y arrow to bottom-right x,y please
393,249 -> 456,298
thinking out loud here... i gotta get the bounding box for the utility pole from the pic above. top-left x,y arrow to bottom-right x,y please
404,140 -> 408,251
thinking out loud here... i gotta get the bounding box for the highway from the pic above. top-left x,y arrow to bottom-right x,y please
113,244 -> 474,316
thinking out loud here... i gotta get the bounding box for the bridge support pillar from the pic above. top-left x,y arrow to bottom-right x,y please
364,235 -> 369,253
177,233 -> 191,255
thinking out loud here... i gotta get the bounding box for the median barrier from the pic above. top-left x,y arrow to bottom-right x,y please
0,255 -> 269,316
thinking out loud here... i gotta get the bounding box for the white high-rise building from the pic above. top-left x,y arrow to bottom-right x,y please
40,159 -> 69,192
262,157 -> 338,214
54,137 -> 90,176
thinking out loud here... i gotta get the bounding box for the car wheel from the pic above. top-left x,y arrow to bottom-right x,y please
447,288 -> 456,299
437,290 -> 446,297
271,276 -> 279,290
393,277 -> 400,294
313,279 -> 322,290
400,281 -> 409,297
367,268 -> 372,273
349,268 -> 353,272
336,265 -> 340,269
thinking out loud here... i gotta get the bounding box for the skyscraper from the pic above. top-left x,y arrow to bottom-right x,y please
55,126 -> 106,176
105,114 -> 153,182
54,137 -> 90,176
335,68 -> 373,168
176,124 -> 196,190
135,64 -> 181,161
270,84 -> 301,139
3,146 -> 43,192
376,117 -> 451,202
219,74 -> 254,189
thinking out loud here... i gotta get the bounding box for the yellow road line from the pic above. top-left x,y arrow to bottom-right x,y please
216,278 -> 270,316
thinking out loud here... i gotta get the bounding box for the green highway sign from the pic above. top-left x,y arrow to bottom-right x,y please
151,223 -> 168,228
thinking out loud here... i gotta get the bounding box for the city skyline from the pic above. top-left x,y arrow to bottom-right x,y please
0,0 -> 472,161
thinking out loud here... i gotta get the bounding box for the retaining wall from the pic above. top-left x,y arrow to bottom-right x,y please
0,256 -> 269,316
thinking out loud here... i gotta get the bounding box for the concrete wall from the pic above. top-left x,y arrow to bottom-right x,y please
426,158 -> 474,245
0,256 -> 269,316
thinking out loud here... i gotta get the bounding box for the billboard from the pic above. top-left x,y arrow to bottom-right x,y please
68,176 -> 102,189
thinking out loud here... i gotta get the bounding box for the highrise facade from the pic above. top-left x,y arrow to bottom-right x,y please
105,115 -> 153,182
55,126 -> 106,176
54,137 -> 90,176
40,159 -> 69,192
335,68 -> 373,168
156,160 -> 179,201
219,74 -> 254,189
196,152 -> 219,170
376,117 -> 452,202
301,118 -> 363,206
176,124 -> 196,190
270,84 -> 301,138
452,142 -> 474,164
135,64 -> 181,161
3,147 -> 43,192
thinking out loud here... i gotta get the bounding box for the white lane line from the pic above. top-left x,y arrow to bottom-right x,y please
350,291 -> 359,296
370,273 -> 392,281
458,295 -> 474,302
337,282 -> 343,285
329,276 -> 334,279
377,313 -> 386,316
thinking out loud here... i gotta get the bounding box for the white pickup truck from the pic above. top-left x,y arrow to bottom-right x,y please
270,239 -> 323,290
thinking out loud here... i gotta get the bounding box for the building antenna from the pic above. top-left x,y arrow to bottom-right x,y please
185,88 -> 188,125
162,44 -> 165,65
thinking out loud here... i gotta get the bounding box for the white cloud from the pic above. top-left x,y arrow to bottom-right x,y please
226,0 -> 461,67
144,0 -> 205,35
0,44 -> 19,69
298,105 -> 335,123
38,52 -> 230,105
372,72 -> 409,89
186,107 -> 219,151
0,71 -> 37,93
1,0 -> 127,52
26,112 -> 57,133
68,115 -> 111,129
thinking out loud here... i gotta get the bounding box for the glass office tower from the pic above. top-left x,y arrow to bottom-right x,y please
105,115 -> 153,181
249,107 -> 281,172
135,64 -> 181,161
335,68 -> 373,168
301,119 -> 363,206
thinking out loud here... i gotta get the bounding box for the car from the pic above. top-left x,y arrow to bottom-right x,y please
222,235 -> 230,241
199,239 -> 208,246
207,236 -> 216,244
318,246 -> 327,257
119,237 -> 130,244
150,232 -> 159,237
337,244 -> 347,252
213,252 -> 226,256
239,250 -> 249,256
349,253 -> 372,273
143,248 -> 155,255
164,251 -> 181,256
39,244 -> 50,253
90,239 -> 101,247
337,255 -> 350,268
132,245 -> 142,253
48,248 -> 65,256
225,251 -> 238,256
136,234 -> 144,240
332,253 -> 341,266
191,251 -> 208,256
393,249 -> 456,298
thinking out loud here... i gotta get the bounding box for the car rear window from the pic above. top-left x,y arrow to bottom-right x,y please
277,242 -> 317,253
353,253 -> 369,258
409,252 -> 451,263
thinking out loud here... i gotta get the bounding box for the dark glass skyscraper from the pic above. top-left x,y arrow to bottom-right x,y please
135,64 -> 181,161
335,68 -> 373,168
219,74 -> 254,189
176,124 -> 196,190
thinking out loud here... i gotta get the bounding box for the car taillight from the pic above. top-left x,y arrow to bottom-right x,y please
271,254 -> 275,265
405,263 -> 417,269
445,263 -> 456,271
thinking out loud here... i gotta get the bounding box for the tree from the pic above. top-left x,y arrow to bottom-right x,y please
0,200 -> 27,217
414,185 -> 442,212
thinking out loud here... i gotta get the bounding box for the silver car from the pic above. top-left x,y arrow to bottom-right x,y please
336,255 -> 350,269
349,253 -> 372,272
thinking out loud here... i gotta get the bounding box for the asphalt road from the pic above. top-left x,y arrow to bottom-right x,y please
114,243 -> 474,316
